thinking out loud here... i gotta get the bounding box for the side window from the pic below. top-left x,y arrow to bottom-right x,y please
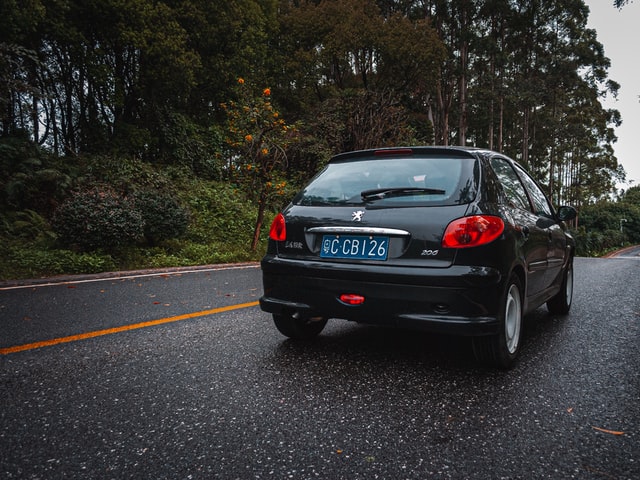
514,164 -> 554,218
489,157 -> 531,211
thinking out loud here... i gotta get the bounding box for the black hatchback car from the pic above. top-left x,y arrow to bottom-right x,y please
260,147 -> 576,368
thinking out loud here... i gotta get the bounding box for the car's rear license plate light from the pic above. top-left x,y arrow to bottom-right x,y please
320,235 -> 388,260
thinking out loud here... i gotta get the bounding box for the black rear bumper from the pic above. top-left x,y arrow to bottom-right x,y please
260,255 -> 505,336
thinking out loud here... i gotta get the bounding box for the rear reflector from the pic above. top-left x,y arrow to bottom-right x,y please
339,294 -> 365,305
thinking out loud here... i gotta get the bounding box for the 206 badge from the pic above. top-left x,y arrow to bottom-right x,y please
352,210 -> 365,222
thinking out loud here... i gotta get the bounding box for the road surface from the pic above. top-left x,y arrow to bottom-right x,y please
1,258 -> 638,479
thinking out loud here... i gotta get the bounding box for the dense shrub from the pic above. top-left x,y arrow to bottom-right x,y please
573,227 -> 625,257
82,155 -> 171,192
179,180 -> 259,245
52,187 -> 144,251
1,151 -> 280,279
1,135 -> 74,216
132,190 -> 189,245
0,246 -> 116,279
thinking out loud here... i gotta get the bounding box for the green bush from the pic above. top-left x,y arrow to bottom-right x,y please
573,227 -> 625,257
0,247 -> 116,279
52,186 -> 144,251
3,210 -> 56,245
1,154 -> 278,280
178,180 -> 258,245
82,155 -> 171,192
132,190 -> 189,245
1,135 -> 74,217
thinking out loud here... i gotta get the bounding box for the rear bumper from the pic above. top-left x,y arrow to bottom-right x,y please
260,255 -> 505,336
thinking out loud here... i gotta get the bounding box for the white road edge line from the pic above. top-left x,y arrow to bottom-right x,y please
0,263 -> 260,291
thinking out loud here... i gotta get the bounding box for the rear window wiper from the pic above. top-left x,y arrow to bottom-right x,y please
361,187 -> 446,201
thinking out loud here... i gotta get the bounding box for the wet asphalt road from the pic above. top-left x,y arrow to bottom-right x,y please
610,244 -> 640,259
0,257 -> 638,479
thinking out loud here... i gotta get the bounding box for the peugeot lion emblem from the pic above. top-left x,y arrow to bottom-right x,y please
352,210 -> 365,222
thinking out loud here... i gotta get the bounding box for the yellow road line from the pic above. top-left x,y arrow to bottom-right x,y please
0,301 -> 260,355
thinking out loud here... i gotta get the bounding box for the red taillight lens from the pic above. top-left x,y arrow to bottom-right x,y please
442,215 -> 504,248
339,294 -> 365,305
269,213 -> 287,241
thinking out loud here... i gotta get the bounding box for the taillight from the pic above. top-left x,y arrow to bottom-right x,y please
269,213 -> 286,241
442,215 -> 504,248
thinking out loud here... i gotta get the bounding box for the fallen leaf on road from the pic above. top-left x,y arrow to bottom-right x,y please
592,426 -> 624,435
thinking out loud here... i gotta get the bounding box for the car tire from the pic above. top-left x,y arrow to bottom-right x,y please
273,313 -> 328,339
547,258 -> 573,315
472,274 -> 523,369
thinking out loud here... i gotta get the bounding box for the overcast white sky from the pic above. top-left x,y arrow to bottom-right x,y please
584,0 -> 640,188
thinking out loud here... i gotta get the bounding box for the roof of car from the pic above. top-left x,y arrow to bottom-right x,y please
329,146 -> 495,163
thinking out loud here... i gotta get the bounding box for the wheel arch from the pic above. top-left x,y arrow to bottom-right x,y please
509,263 -> 527,304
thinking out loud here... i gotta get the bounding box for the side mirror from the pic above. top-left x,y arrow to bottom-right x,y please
557,205 -> 577,221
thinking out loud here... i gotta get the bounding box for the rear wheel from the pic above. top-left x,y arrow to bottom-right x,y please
472,274 -> 523,369
273,313 -> 328,339
547,258 -> 573,315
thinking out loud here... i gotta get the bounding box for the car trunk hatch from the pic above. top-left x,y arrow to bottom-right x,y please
276,204 -> 470,268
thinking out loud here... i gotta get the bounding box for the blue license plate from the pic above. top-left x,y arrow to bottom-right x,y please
320,235 -> 388,260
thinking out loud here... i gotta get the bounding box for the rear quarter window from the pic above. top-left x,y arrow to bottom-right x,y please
489,157 -> 532,211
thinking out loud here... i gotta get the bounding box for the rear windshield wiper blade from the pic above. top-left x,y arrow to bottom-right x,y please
361,187 -> 446,200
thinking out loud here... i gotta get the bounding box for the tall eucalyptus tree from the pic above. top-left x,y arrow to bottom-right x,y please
413,0 -> 621,205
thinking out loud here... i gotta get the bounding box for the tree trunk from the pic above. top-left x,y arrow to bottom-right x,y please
522,108 -> 529,167
458,5 -> 469,146
251,189 -> 268,251
498,95 -> 504,152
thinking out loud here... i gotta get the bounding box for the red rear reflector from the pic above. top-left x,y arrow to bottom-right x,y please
442,215 -> 504,248
339,294 -> 365,305
269,213 -> 286,241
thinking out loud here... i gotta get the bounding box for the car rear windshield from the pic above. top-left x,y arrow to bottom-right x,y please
294,156 -> 478,207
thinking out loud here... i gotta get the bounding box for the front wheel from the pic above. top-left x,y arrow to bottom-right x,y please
472,274 -> 523,369
273,313 -> 328,340
547,258 -> 573,315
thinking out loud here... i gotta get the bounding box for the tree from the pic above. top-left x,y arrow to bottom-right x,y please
459,0 -> 621,206
275,0 -> 445,152
621,185 -> 640,205
0,0 -> 45,137
578,200 -> 640,245
2,0 -> 203,157
222,78 -> 297,251
1,0 -> 627,236
180,0 -> 280,122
